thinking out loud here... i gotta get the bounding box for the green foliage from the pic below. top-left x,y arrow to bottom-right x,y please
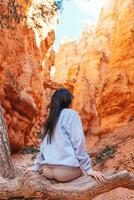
0,0 -> 63,29
54,0 -> 90,11
92,145 -> 116,165
0,0 -> 89,29
19,146 -> 40,154
54,0 -> 64,11
0,0 -> 24,29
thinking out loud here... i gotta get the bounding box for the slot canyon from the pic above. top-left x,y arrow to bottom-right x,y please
0,0 -> 134,199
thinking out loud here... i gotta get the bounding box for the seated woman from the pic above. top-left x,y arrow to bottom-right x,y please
34,88 -> 105,182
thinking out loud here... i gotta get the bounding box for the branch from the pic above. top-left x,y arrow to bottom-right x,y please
0,170 -> 133,199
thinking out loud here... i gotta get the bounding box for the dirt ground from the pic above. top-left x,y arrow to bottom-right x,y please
12,121 -> 134,200
93,188 -> 134,200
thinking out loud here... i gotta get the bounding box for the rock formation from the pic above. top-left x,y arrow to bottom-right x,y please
54,40 -> 79,83
54,7 -> 107,136
0,0 -> 134,152
0,0 -> 58,152
98,0 -> 134,133
54,0 -> 134,137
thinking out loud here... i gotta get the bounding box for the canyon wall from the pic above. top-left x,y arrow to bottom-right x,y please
0,0 -> 134,151
0,0 -> 58,152
54,0 -> 134,137
98,0 -> 134,133
54,40 -> 79,83
54,0 -> 117,136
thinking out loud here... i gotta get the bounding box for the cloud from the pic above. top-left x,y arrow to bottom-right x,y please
73,0 -> 104,20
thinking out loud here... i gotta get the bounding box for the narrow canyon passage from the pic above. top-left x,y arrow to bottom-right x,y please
0,0 -> 134,199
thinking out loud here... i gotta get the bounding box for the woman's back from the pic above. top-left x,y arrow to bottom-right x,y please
41,108 -> 81,167
33,88 -> 105,182
34,108 -> 91,169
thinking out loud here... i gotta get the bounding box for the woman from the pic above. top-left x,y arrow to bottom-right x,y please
34,88 -> 106,182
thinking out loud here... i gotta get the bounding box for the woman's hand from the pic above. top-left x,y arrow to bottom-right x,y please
87,170 -> 106,182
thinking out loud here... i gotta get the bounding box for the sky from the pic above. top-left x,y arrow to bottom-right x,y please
54,0 -> 104,51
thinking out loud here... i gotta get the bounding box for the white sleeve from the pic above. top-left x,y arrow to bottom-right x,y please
33,143 -> 44,172
63,112 -> 93,174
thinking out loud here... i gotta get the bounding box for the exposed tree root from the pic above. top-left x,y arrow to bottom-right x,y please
0,170 -> 133,200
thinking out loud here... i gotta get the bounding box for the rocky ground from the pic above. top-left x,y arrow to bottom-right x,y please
86,121 -> 134,173
11,121 -> 134,200
93,188 -> 134,200
88,121 -> 134,199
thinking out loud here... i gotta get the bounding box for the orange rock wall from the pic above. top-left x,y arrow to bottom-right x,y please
98,0 -> 134,132
1,0 -> 134,151
54,0 -> 117,136
0,0 -> 58,152
54,40 -> 79,83
54,0 -> 134,136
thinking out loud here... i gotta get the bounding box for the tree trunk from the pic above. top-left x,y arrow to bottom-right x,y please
0,102 -> 14,178
0,170 -> 133,199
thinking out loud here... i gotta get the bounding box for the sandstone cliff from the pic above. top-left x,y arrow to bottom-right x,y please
97,0 -> 134,133
54,0 -> 117,136
54,0 -> 134,138
0,0 -> 58,152
1,0 -> 134,152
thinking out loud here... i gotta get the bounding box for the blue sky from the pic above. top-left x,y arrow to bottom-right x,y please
54,0 -> 104,51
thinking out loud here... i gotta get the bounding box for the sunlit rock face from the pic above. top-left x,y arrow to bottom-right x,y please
55,0 -> 134,136
54,0 -> 118,136
1,0 -> 133,152
98,0 -> 134,133
54,40 -> 79,83
0,0 -> 58,152
54,29 -> 103,135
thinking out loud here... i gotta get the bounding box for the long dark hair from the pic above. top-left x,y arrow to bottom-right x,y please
43,88 -> 73,143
